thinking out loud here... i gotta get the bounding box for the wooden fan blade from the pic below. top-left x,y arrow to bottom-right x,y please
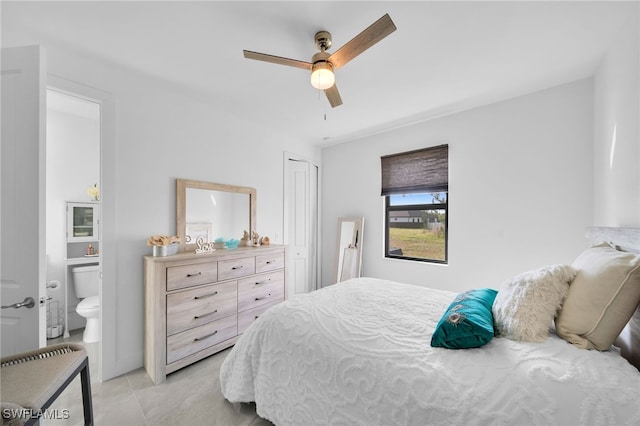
328,14 -> 396,70
325,83 -> 343,108
243,50 -> 312,70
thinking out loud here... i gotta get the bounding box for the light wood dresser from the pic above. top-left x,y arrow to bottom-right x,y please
144,244 -> 286,384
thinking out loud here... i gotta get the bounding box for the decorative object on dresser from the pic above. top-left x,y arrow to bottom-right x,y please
251,231 -> 260,247
144,245 -> 287,385
146,235 -> 181,257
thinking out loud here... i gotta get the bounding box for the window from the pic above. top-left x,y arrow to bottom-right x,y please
381,145 -> 448,263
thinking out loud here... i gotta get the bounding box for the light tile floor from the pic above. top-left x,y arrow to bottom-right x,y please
45,330 -> 271,426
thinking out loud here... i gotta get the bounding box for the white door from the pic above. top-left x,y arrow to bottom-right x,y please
285,156 -> 318,295
1,46 -> 47,356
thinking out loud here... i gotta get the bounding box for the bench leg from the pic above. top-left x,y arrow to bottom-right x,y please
80,360 -> 93,426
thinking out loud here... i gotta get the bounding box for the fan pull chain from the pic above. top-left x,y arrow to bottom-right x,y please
317,89 -> 327,121
323,92 -> 327,121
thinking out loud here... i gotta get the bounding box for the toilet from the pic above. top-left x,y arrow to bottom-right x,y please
71,264 -> 100,343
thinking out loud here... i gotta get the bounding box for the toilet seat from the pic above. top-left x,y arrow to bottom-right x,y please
77,296 -> 99,311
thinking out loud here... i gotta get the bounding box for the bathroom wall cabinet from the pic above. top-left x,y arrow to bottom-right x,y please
66,201 -> 99,243
66,201 -> 99,260
144,245 -> 287,385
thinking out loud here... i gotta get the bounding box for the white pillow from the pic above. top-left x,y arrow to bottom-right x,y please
493,265 -> 576,342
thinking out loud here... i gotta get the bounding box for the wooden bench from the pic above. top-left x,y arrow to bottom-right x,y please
1,343 -> 93,425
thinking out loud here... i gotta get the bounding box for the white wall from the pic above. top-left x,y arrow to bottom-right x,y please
321,79 -> 594,292
593,10 -> 639,227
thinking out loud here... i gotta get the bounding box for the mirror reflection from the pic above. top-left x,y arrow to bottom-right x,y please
176,179 -> 256,252
185,188 -> 249,243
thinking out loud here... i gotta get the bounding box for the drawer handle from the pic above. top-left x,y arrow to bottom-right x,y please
194,309 -> 218,319
255,278 -> 271,285
194,330 -> 218,341
266,260 -> 277,264
194,291 -> 218,300
254,315 -> 259,320
231,265 -> 244,270
186,272 -> 202,278
255,293 -> 272,301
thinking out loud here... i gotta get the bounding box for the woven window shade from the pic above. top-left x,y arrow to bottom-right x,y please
381,144 -> 448,195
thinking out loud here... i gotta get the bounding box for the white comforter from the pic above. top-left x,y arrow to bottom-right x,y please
220,277 -> 640,426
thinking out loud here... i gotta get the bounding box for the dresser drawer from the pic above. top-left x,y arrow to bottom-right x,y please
166,262 -> 218,291
166,314 -> 237,364
238,270 -> 285,312
218,256 -> 255,281
238,297 -> 282,334
255,252 -> 285,274
166,281 -> 237,336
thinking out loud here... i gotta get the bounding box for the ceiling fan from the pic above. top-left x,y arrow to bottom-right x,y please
243,14 -> 397,108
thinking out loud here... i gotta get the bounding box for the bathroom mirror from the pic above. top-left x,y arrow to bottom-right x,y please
176,179 -> 256,252
334,217 -> 364,283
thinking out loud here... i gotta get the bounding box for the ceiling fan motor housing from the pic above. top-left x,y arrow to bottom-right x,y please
311,51 -> 332,67
314,31 -> 332,51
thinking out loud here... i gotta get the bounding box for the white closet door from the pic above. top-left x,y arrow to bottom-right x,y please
286,157 -> 318,295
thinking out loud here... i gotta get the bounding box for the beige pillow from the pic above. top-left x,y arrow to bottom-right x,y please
493,265 -> 576,342
555,242 -> 640,350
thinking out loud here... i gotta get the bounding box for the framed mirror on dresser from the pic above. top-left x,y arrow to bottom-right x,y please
144,179 -> 286,385
176,179 -> 256,252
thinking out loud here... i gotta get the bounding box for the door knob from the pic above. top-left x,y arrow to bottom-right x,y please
1,297 -> 36,309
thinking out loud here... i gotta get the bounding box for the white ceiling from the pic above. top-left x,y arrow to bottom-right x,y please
2,1 -> 635,146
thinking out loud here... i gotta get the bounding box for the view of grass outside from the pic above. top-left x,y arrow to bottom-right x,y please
388,226 -> 446,261
387,202 -> 446,262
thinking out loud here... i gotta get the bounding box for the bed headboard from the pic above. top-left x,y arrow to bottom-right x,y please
586,226 -> 640,370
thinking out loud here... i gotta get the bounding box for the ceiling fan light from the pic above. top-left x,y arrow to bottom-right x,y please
310,61 -> 335,90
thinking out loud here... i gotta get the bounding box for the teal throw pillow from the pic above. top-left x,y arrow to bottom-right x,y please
430,288 -> 498,349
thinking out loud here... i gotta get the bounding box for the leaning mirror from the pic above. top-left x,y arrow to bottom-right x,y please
176,179 -> 256,252
334,217 -> 364,283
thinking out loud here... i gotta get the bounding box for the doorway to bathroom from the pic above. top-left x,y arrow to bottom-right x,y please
2,47 -> 116,381
45,88 -> 101,351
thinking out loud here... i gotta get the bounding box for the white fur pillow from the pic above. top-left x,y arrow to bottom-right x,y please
493,265 -> 576,342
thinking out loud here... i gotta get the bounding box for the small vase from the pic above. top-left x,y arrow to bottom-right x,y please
153,244 -> 179,257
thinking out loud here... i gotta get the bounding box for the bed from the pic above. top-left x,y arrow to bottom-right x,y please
220,228 -> 640,425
